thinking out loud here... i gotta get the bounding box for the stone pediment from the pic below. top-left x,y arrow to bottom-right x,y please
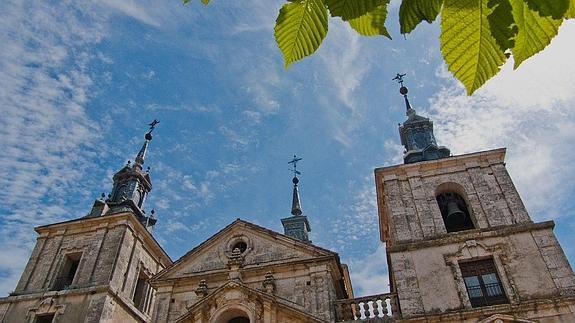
175,281 -> 325,322
477,314 -> 535,323
153,219 -> 337,280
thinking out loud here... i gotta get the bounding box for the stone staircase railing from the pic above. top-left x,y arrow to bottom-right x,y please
334,293 -> 400,322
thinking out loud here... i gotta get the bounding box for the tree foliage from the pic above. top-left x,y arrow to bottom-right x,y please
187,0 -> 574,95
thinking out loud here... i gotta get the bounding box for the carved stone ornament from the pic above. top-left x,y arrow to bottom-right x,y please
228,247 -> 244,268
227,247 -> 244,282
27,296 -> 66,319
195,279 -> 208,298
262,271 -> 275,293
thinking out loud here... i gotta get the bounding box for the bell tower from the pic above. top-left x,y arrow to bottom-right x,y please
374,75 -> 575,322
89,120 -> 159,230
0,120 -> 171,323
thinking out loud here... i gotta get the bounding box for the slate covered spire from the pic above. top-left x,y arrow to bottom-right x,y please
87,120 -> 160,230
281,155 -> 311,242
393,74 -> 450,164
291,176 -> 303,216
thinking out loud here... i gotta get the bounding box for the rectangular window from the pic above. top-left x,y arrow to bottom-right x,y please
53,252 -> 82,291
133,270 -> 155,315
459,258 -> 508,307
34,314 -> 55,323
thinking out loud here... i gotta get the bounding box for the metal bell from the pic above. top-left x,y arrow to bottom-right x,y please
446,200 -> 466,224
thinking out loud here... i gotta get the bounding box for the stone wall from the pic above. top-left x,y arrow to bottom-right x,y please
0,212 -> 170,323
376,149 -> 531,245
388,224 -> 575,319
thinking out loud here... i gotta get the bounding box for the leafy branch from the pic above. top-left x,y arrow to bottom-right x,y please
187,0 -> 574,95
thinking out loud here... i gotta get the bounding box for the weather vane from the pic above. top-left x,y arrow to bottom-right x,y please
288,155 -> 302,178
148,119 -> 160,134
392,73 -> 406,87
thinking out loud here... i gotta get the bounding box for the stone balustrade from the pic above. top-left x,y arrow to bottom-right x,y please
334,293 -> 399,322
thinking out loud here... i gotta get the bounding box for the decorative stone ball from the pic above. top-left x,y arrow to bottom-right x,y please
145,132 -> 153,140
292,177 -> 299,184
400,86 -> 408,95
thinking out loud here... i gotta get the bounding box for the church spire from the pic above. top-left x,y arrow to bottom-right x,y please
88,120 -> 160,230
288,155 -> 303,216
282,155 -> 311,242
393,74 -> 450,164
393,73 -> 414,114
134,119 -> 159,170
291,177 -> 303,216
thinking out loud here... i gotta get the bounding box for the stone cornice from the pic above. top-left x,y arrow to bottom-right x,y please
374,148 -> 506,177
34,212 -> 172,267
151,255 -> 339,287
387,221 -> 554,253
398,295 -> 575,322
0,285 -> 152,323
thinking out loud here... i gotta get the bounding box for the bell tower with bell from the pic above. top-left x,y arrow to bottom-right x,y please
373,74 -> 575,321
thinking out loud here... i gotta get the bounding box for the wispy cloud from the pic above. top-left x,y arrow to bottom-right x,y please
348,244 -> 390,296
100,0 -> 161,27
324,177 -> 380,258
0,1 -> 107,295
315,20 -> 372,146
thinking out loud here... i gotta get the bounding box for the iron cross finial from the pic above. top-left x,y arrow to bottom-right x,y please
288,154 -> 302,178
148,119 -> 160,133
393,73 -> 407,87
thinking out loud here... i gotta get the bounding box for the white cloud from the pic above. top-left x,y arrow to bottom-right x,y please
327,177 -> 380,255
313,20 -> 371,146
0,1 -> 107,296
429,21 -> 575,218
347,244 -> 390,296
100,0 -> 161,27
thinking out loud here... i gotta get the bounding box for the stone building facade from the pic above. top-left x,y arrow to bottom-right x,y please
1,83 -> 575,322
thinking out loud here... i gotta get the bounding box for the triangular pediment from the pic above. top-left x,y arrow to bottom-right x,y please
176,281 -> 325,322
153,219 -> 337,281
477,314 -> 535,323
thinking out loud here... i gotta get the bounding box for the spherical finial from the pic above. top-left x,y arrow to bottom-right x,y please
292,176 -> 299,184
400,86 -> 408,95
145,132 -> 153,141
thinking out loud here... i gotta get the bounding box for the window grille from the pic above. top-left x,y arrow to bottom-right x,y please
459,258 -> 508,307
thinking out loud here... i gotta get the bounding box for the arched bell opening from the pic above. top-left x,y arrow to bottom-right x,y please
436,189 -> 475,233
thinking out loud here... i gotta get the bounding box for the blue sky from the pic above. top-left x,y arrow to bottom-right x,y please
1,0 -> 575,297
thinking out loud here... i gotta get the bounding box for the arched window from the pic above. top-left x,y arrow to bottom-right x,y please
436,191 -> 474,232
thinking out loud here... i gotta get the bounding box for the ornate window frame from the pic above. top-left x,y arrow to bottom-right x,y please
224,234 -> 252,259
444,239 -> 518,309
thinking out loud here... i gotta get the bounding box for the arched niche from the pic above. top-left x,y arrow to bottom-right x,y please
435,182 -> 475,233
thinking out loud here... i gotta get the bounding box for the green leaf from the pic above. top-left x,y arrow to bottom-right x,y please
524,0 -> 569,19
510,0 -> 562,68
567,0 -> 575,18
348,3 -> 392,37
486,0 -> 515,52
399,0 -> 443,34
440,0 -> 507,95
325,0 -> 380,20
274,0 -> 329,68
